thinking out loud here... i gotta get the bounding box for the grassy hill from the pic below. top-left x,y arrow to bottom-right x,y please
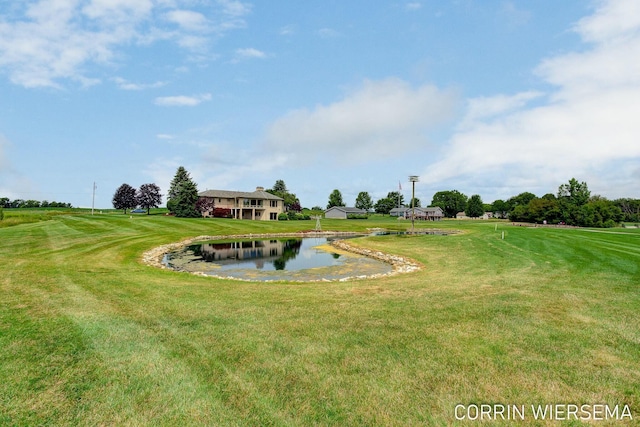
1,212 -> 638,425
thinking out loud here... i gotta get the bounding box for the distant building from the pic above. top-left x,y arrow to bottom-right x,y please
324,206 -> 368,219
456,211 -> 494,220
391,207 -> 444,221
198,187 -> 284,220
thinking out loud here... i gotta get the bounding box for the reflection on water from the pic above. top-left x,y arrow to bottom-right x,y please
163,237 -> 392,281
191,238 -> 335,271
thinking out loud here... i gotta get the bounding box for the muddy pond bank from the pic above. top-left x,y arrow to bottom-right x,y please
142,230 -> 427,282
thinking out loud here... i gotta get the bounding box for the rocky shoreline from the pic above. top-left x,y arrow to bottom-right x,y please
141,231 -> 422,281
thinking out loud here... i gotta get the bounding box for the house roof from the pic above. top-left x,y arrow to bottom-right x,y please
391,206 -> 444,215
199,189 -> 283,200
325,206 -> 367,213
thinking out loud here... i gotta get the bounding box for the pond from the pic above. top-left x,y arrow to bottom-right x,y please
163,236 -> 394,282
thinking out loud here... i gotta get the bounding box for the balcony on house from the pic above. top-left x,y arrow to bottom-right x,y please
242,199 -> 264,208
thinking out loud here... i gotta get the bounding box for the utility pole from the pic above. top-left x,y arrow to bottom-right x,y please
92,182 -> 97,215
409,176 -> 419,234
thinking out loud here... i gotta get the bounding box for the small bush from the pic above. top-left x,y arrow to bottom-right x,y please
212,208 -> 232,218
347,214 -> 369,219
280,212 -> 311,221
0,207 -> 3,221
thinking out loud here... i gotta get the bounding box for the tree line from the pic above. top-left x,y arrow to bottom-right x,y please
111,169 -> 637,228
324,178 -> 638,228
0,198 -> 72,208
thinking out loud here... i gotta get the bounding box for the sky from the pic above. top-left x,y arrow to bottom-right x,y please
1,0 -> 639,209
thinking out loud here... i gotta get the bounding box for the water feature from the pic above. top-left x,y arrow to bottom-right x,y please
163,236 -> 394,282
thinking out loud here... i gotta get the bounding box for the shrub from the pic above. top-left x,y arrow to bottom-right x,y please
212,208 -> 232,218
347,214 -> 369,219
281,212 -> 311,221
0,207 -> 3,221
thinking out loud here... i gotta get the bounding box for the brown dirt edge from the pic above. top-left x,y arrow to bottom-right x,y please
140,231 -> 422,282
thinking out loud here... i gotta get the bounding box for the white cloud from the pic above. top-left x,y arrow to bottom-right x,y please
218,0 -> 252,17
0,0 -> 251,88
165,10 -> 208,32
459,91 -> 543,128
156,134 -> 175,140
420,0 -> 640,200
405,3 -> 422,11
572,0 -> 640,43
114,77 -> 166,90
264,78 -> 458,166
235,48 -> 267,59
154,93 -> 212,107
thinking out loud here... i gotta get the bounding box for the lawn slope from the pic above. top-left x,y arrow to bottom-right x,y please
1,214 -> 638,425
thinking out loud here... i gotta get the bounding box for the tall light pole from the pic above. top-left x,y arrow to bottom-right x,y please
409,175 -> 419,234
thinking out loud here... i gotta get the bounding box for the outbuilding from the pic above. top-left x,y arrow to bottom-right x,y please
324,206 -> 367,219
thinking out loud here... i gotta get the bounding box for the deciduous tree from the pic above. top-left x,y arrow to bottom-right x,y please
195,197 -> 215,217
327,189 -> 345,209
558,178 -> 590,206
112,183 -> 137,214
431,190 -> 467,218
355,191 -> 373,211
137,183 -> 162,214
465,194 -> 484,218
374,197 -> 395,215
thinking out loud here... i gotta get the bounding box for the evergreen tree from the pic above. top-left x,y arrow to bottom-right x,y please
267,179 -> 301,212
167,166 -> 191,213
272,179 -> 287,193
168,167 -> 200,217
112,183 -> 137,214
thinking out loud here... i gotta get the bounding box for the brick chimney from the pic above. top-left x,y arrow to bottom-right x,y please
256,186 -> 265,192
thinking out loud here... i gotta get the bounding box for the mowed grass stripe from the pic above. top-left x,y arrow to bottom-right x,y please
1,215 -> 639,425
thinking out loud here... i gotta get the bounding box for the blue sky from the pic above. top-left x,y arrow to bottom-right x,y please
1,0 -> 639,209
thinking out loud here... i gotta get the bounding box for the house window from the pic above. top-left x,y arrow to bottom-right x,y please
243,199 -> 263,207
270,200 -> 278,207
270,213 -> 277,220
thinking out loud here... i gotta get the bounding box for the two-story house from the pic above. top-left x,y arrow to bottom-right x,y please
198,187 -> 284,220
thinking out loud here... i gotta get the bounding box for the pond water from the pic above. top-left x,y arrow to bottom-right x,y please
163,236 -> 394,282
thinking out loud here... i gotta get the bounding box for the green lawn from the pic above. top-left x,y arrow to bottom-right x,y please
1,213 -> 639,425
